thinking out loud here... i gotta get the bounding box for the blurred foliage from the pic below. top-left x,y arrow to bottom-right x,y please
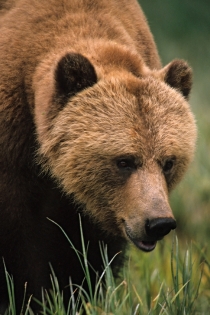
139,0 -> 210,246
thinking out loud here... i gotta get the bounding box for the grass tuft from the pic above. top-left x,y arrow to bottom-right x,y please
3,220 -> 209,314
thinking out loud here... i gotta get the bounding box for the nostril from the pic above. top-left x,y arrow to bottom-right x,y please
145,218 -> 176,239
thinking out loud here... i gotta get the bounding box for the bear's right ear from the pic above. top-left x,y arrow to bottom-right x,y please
159,60 -> 192,99
55,53 -> 97,102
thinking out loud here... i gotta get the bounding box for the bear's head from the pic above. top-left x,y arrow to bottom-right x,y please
34,50 -> 196,252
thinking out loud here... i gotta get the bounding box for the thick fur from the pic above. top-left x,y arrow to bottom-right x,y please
0,0 -> 196,312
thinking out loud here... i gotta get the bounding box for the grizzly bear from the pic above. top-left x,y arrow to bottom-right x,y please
0,0 -> 196,312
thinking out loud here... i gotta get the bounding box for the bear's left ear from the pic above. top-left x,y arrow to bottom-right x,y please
159,60 -> 192,99
55,52 -> 97,101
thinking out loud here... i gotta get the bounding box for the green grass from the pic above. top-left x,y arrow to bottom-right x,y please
3,222 -> 210,314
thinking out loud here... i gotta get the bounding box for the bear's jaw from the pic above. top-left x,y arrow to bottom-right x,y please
133,239 -> 157,252
125,227 -> 157,252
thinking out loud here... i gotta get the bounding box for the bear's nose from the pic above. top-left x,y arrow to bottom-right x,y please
145,217 -> 176,239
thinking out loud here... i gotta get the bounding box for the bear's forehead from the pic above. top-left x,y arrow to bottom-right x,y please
64,78 -> 191,160
73,76 -> 189,131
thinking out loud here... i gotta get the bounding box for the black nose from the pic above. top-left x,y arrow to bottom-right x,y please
145,217 -> 176,239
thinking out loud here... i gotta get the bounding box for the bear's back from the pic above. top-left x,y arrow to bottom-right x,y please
0,0 -> 161,70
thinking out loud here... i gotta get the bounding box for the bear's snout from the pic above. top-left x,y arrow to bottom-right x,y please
145,217 -> 177,239
124,217 -> 176,252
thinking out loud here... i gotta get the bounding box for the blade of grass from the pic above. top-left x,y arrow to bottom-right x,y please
3,259 -> 16,315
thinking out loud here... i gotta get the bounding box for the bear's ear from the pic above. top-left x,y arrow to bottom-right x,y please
55,53 -> 97,101
160,60 -> 192,99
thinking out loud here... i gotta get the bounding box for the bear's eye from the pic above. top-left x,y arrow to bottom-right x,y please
116,157 -> 137,171
163,158 -> 175,174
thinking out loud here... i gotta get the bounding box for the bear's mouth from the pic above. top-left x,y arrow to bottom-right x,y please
132,239 -> 157,252
125,228 -> 157,252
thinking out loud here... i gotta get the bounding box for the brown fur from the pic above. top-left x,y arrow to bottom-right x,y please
0,0 -> 196,312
